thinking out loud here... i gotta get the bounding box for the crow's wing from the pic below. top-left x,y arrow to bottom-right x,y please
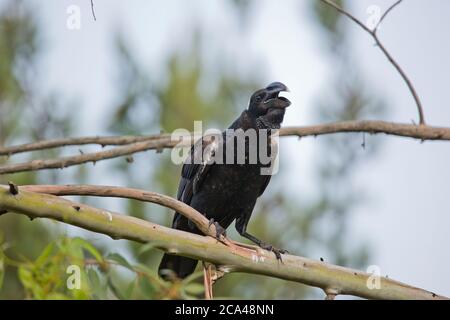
258,175 -> 272,197
172,135 -> 219,229
177,135 -> 219,203
257,131 -> 278,197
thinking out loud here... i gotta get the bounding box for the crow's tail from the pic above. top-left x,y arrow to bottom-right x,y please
158,254 -> 198,280
158,212 -> 200,280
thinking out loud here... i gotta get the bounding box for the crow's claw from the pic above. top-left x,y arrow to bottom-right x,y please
259,243 -> 288,262
208,218 -> 227,239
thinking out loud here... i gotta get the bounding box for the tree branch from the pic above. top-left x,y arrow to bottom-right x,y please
281,120 -> 450,140
374,0 -> 403,33
0,134 -> 173,156
0,136 -> 191,174
19,184 -> 228,245
2,120 -> 448,158
320,0 -> 425,125
0,185 -> 446,300
1,120 -> 449,175
91,0 -> 97,21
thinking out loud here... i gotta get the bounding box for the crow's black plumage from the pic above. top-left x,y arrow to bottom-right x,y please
158,82 -> 291,279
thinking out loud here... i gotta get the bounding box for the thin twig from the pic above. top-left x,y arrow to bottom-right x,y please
0,136 -> 191,174
203,262 -> 214,300
0,134 -> 172,156
321,0 -> 372,33
91,0 -> 97,21
320,0 -> 426,125
372,33 -> 426,125
374,0 -> 403,33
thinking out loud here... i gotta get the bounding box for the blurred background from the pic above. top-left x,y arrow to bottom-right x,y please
0,0 -> 449,299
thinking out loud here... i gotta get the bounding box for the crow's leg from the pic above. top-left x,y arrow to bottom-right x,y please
235,216 -> 288,261
208,218 -> 227,239
240,231 -> 288,261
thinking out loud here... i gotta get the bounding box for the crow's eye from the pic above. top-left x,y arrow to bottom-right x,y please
255,95 -> 262,103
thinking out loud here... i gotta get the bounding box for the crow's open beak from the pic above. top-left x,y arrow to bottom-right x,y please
266,82 -> 289,94
264,82 -> 291,108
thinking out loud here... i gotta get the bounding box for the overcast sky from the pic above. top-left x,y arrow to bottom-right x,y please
6,0 -> 449,297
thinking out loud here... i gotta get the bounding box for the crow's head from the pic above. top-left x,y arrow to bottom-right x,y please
248,82 -> 291,128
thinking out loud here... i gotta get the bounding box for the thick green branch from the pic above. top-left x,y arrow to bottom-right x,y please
0,185 -> 446,300
19,184 -> 227,244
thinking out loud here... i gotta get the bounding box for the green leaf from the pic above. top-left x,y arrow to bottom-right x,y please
124,279 -> 137,300
18,266 -> 45,299
46,293 -> 70,300
87,268 -> 103,298
35,242 -> 55,267
138,242 -> 158,256
134,263 -> 167,288
181,271 -> 204,285
183,283 -> 204,296
18,267 -> 34,289
106,253 -> 133,270
61,238 -> 83,261
107,275 -> 126,300
138,276 -> 155,298
72,238 -> 103,262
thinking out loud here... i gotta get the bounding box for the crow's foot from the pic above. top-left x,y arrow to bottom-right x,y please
259,242 -> 288,262
208,218 -> 227,239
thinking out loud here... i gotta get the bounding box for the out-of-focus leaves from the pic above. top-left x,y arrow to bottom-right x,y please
138,242 -> 158,257
138,275 -> 156,298
87,268 -> 104,298
134,263 -> 167,289
107,275 -> 126,300
72,238 -> 104,263
0,1 -> 74,299
124,279 -> 137,300
183,283 -> 204,296
312,0 -> 345,41
45,292 -> 69,300
180,271 -> 204,285
9,237 -> 99,299
106,253 -> 133,270
5,236 -> 191,299
18,267 -> 43,299
34,242 -> 55,267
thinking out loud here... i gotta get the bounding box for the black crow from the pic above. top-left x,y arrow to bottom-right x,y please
158,82 -> 291,279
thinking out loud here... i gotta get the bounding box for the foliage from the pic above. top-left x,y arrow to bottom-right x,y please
0,236 -> 204,300
0,0 -> 73,299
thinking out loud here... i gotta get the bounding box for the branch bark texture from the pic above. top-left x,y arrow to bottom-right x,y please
0,185 -> 446,300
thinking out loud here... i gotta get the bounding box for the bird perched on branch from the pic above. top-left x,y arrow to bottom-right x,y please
159,82 -> 291,279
